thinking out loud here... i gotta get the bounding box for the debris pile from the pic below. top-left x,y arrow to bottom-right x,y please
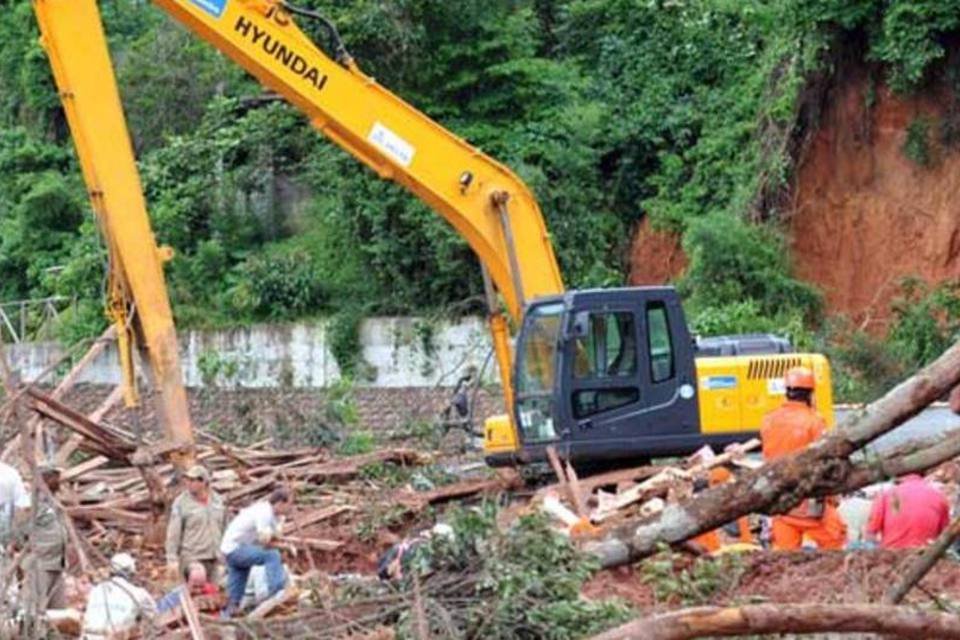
535,440 -> 761,536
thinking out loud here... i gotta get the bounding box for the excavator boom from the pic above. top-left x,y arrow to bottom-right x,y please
33,0 -> 565,447
33,0 -> 193,460
152,0 -> 565,320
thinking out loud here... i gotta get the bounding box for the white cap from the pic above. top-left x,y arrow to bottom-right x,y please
431,523 -> 454,540
110,552 -> 136,575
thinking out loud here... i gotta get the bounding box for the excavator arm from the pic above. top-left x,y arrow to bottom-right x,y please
32,0 -> 565,448
33,0 -> 194,463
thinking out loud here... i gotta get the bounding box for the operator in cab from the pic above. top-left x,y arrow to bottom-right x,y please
760,366 -> 846,550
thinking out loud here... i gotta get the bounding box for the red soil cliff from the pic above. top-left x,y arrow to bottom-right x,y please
789,66 -> 960,331
628,64 -> 960,332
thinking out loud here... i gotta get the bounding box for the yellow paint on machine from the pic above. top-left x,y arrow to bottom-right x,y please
484,414 -> 518,454
483,353 -> 834,455
696,353 -> 834,434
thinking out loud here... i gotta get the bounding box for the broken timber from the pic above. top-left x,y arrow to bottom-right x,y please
588,603 -> 960,640
587,338 -> 960,567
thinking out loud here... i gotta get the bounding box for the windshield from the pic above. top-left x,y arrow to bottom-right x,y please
515,302 -> 564,442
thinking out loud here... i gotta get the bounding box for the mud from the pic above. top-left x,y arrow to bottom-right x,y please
627,217 -> 687,286
584,549 -> 960,609
789,65 -> 960,331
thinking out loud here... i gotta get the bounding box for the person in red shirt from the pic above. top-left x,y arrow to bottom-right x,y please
760,366 -> 846,550
866,474 -> 949,549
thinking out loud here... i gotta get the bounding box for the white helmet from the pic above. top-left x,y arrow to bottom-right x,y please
110,552 -> 136,576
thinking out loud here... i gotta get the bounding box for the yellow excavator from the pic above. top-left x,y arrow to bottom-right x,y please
31,0 -> 833,470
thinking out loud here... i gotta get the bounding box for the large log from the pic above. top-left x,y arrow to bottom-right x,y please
587,340 -> 960,567
588,604 -> 960,640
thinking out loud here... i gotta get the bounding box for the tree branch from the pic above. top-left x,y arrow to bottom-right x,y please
884,515 -> 960,605
588,604 -> 960,640
586,340 -> 960,567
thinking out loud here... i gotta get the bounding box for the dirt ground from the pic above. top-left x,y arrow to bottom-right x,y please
583,548 -> 960,610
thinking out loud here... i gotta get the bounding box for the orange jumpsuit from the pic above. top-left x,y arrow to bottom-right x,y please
690,467 -> 755,552
760,400 -> 846,550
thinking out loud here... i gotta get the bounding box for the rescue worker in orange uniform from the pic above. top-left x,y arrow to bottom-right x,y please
760,366 -> 846,550
690,466 -> 755,553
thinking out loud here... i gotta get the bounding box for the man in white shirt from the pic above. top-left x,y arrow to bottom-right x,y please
0,462 -> 30,545
81,553 -> 156,638
220,487 -> 292,616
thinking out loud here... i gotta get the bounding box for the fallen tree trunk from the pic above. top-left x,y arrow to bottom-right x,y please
884,514 -> 960,604
587,340 -> 960,567
588,603 -> 960,640
838,429 -> 960,492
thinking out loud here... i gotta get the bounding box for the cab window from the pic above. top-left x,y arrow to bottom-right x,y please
573,312 -> 637,379
647,302 -> 674,382
571,312 -> 639,419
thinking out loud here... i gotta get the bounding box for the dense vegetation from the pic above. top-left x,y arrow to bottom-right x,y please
1,0 -> 960,398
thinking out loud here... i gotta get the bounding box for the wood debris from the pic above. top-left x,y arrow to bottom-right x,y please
532,439 -> 762,537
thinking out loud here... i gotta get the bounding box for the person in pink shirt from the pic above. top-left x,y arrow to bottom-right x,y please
866,474 -> 950,549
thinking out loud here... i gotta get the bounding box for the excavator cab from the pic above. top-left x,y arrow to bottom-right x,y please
485,287 -> 702,467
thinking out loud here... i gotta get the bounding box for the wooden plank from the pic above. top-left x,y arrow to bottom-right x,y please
4,326 -> 117,462
66,507 -> 148,524
226,473 -> 277,503
590,438 -> 761,523
592,467 -> 690,523
536,463 -> 661,502
61,456 -> 109,481
687,438 -> 761,475
25,388 -> 136,459
545,446 -> 570,496
277,535 -> 342,551
565,460 -> 587,518
180,589 -> 207,640
247,585 -> 300,620
289,504 -> 355,530
417,476 -> 519,505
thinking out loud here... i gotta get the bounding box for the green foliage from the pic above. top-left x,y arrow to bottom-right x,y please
229,248 -> 326,319
902,116 -> 933,166
324,377 -> 360,428
338,430 -> 374,456
196,350 -> 242,388
358,461 -> 410,487
822,321 -> 905,403
641,545 -> 746,606
680,213 -> 821,339
355,502 -> 410,543
398,505 -> 631,639
0,128 -> 88,303
115,16 -> 253,152
822,278 -> 960,403
5,0 -> 960,396
797,0 -> 960,92
689,300 -> 814,350
888,278 -> 960,369
328,308 -> 372,380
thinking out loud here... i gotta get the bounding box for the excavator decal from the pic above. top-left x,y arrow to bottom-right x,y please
188,0 -> 226,19
234,16 -> 329,91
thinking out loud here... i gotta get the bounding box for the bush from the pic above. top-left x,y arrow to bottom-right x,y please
688,300 -> 814,349
397,505 -> 632,639
680,213 -> 821,337
888,278 -> 960,368
228,248 -> 326,319
642,545 -> 746,606
902,116 -> 933,166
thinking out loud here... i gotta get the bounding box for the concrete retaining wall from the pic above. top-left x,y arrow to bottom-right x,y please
6,317 -> 494,389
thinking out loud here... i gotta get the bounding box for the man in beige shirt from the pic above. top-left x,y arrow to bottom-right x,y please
165,465 -> 226,582
26,465 -> 68,612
